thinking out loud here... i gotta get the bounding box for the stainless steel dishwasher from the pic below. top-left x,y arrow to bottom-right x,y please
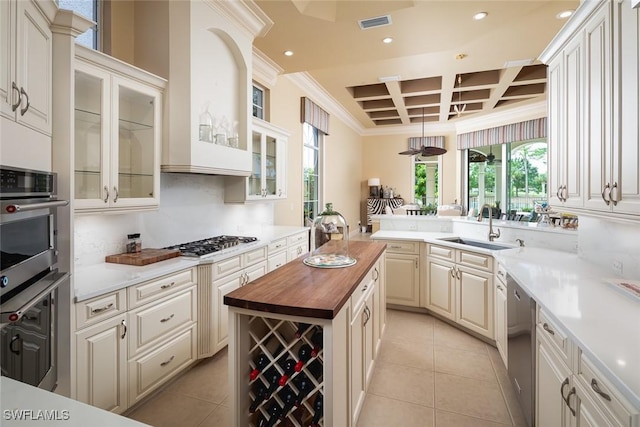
507,274 -> 536,427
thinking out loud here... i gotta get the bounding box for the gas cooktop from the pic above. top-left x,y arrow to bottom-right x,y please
165,235 -> 258,257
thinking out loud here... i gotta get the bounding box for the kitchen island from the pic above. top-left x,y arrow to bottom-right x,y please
224,241 -> 386,427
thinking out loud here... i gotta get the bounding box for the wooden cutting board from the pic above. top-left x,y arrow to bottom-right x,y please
105,248 -> 181,266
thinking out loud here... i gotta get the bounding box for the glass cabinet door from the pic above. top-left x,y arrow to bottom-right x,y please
74,66 -> 109,206
249,130 -> 262,197
113,79 -> 156,201
264,135 -> 278,196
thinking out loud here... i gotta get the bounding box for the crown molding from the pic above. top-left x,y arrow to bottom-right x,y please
252,47 -> 283,88
51,9 -> 95,37
454,99 -> 547,135
285,72 -> 365,134
205,0 -> 273,40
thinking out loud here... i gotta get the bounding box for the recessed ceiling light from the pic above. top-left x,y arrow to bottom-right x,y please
556,10 -> 574,19
382,37 -> 393,44
473,12 -> 488,21
284,50 -> 294,56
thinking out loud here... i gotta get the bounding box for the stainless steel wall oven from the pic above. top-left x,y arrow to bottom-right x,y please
0,166 -> 70,391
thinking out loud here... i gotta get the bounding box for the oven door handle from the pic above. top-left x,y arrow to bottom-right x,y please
0,271 -> 70,323
4,200 -> 69,213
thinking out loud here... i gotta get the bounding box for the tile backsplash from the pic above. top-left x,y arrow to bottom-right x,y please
74,173 -> 274,267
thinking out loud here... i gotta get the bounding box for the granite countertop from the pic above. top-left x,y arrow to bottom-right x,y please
0,377 -> 148,426
224,241 -> 386,319
74,227 -> 309,302
372,229 -> 640,410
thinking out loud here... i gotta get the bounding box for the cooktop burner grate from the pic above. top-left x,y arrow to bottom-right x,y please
165,235 -> 258,257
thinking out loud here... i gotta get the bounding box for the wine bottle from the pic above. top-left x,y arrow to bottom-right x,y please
294,344 -> 312,372
295,322 -> 310,338
249,382 -> 269,413
264,366 -> 281,397
256,413 -> 267,427
265,402 -> 282,427
250,353 -> 270,381
309,393 -> 323,427
292,372 -> 312,406
278,358 -> 297,386
310,328 -> 323,357
278,385 -> 296,420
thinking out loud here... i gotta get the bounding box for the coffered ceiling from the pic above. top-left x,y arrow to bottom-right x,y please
253,0 -> 579,131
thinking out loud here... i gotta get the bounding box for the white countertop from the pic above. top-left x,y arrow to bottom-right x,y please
74,227 -> 309,302
372,229 -> 640,409
0,377 -> 148,426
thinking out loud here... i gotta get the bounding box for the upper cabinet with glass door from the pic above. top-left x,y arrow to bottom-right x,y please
74,45 -> 166,213
225,118 -> 288,203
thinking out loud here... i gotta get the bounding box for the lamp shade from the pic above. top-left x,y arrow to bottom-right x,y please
368,178 -> 380,186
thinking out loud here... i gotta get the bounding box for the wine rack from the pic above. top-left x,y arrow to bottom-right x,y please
247,315 -> 324,427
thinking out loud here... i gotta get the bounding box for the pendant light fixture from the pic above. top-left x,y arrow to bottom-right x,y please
453,74 -> 466,118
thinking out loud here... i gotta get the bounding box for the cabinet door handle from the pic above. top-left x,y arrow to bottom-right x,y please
9,334 -> 21,355
113,186 -> 119,203
449,267 -> 455,278
590,379 -> 611,401
121,319 -> 127,339
566,387 -> 576,416
373,267 -> 379,281
11,82 -> 21,111
562,185 -> 568,202
160,355 -> 175,367
92,303 -> 114,314
455,267 -> 461,280
560,377 -> 569,401
160,281 -> 175,289
513,289 -> 521,301
542,323 -> 555,335
103,186 -> 110,203
611,182 -> 618,206
556,186 -> 562,201
278,189 -> 282,197
160,314 -> 174,323
19,87 -> 29,116
602,183 -> 611,205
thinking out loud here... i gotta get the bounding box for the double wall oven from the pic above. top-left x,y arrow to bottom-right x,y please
0,166 -> 70,391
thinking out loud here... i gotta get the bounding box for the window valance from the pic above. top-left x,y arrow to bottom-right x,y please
409,136 -> 445,150
301,97 -> 330,135
456,117 -> 547,150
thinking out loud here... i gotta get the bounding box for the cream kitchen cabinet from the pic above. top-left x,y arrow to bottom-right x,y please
535,306 -> 638,427
542,0 -> 640,218
225,118 -> 288,203
75,267 -> 197,414
209,247 -> 268,356
267,238 -> 287,272
381,240 -> 420,307
74,45 -> 165,213
75,313 -> 128,414
0,0 -> 52,136
350,282 -> 374,426
426,243 -> 494,339
287,231 -> 309,262
495,263 -> 508,367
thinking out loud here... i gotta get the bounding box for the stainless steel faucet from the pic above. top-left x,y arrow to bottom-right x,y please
477,204 -> 501,241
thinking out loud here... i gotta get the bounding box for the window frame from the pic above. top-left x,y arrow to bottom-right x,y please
302,123 -> 323,225
252,82 -> 267,120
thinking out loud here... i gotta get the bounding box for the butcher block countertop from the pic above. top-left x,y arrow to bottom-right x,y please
224,241 -> 386,319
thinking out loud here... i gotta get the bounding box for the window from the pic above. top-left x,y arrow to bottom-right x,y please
413,155 -> 439,211
303,123 -> 322,224
58,0 -> 99,49
466,139 -> 547,216
252,83 -> 265,119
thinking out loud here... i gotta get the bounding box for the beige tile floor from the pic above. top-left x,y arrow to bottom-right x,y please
126,309 -> 527,427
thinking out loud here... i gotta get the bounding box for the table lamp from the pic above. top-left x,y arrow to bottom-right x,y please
368,178 -> 380,198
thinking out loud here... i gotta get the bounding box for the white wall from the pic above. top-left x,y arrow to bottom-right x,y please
74,173 -> 273,266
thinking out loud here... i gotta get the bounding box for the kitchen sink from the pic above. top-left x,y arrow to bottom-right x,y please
437,237 -> 514,251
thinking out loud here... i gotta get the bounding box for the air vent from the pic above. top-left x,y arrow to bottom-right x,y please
358,15 -> 392,30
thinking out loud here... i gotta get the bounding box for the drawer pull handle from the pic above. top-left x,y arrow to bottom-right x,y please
92,303 -> 114,314
390,245 -> 402,249
543,323 -> 555,335
497,270 -> 504,277
591,379 -> 611,401
160,356 -> 175,367
160,314 -> 175,323
161,282 -> 176,290
497,284 -> 503,291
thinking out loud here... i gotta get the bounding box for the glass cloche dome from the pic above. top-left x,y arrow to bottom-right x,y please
304,203 -> 356,268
